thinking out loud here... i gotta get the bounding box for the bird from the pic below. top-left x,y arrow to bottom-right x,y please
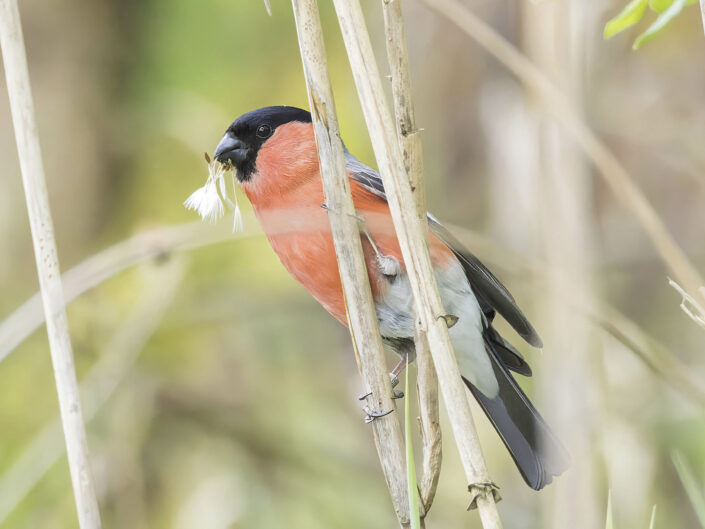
213,105 -> 569,490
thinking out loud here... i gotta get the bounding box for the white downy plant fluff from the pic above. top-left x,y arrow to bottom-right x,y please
184,153 -> 243,232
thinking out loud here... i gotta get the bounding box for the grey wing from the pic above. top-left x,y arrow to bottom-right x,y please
344,148 -> 386,199
427,215 -> 543,348
344,149 -> 543,350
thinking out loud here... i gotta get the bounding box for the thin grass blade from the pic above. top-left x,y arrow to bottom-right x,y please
405,368 -> 421,529
606,491 -> 615,529
672,451 -> 705,528
648,504 -> 657,529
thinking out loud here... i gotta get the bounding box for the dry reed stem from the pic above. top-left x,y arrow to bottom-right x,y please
415,328 -> 442,511
332,1 -> 502,526
701,0 -> 705,36
0,1 -> 102,527
380,0 -> 441,511
421,0 -> 705,302
290,0 -> 412,525
0,259 -> 185,524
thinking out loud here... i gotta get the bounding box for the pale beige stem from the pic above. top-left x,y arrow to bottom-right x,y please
701,0 -> 705,36
415,328 -> 442,510
380,0 -> 441,512
420,0 -> 704,302
332,1 -> 502,526
291,0 -> 412,526
0,1 -> 102,527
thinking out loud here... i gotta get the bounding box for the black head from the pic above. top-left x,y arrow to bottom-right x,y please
214,106 -> 312,181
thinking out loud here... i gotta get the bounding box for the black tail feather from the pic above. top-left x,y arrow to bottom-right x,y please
486,325 -> 532,377
465,334 -> 569,490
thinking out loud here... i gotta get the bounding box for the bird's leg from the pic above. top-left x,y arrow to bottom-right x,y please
357,352 -> 407,404
389,353 -> 408,399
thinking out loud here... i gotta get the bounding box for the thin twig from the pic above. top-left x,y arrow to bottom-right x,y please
0,1 -> 102,527
420,0 -> 705,303
291,0 -> 412,526
668,279 -> 705,331
0,220 -> 250,363
0,258 -> 185,525
380,0 -> 441,512
331,1 -> 502,526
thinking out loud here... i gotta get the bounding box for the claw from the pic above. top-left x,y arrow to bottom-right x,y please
358,391 -> 373,401
363,406 -> 393,423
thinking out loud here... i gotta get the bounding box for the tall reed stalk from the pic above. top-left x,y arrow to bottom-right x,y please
290,0 -> 412,526
0,0 -> 102,527
380,0 -> 441,514
330,1 -> 503,526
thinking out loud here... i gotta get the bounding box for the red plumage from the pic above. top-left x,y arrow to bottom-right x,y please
241,121 -> 454,325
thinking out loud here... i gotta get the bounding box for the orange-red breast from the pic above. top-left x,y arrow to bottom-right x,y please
214,105 -> 568,489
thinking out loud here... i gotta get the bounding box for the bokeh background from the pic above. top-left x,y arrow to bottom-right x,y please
1,0 -> 704,528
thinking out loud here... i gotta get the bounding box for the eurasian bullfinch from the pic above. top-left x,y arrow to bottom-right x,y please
213,105 -> 569,490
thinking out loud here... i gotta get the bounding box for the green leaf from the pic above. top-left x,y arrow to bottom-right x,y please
405,368 -> 421,529
672,451 -> 705,528
604,0 -> 650,39
605,491 -> 615,529
633,0 -> 688,49
648,504 -> 657,529
649,0 -> 696,13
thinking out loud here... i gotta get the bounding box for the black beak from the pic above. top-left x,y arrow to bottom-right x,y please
214,133 -> 249,165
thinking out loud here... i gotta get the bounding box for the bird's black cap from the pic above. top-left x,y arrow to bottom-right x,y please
215,106 -> 312,181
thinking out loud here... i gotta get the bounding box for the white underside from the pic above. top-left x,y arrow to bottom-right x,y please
375,257 -> 499,398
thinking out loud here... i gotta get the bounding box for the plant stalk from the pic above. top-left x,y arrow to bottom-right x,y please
290,0 -> 412,525
380,0 -> 441,512
332,1 -> 503,526
0,0 -> 102,527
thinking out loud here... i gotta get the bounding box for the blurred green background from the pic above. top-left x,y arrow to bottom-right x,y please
1,0 -> 704,528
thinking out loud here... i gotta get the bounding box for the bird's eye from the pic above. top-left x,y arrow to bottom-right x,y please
256,124 -> 272,139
